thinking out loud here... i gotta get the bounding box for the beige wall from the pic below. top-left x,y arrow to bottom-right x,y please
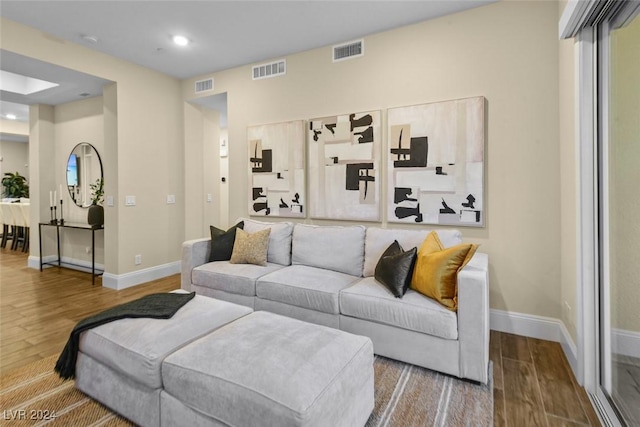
0,139 -> 29,183
1,17 -> 184,278
0,119 -> 30,181
609,18 -> 640,333
558,0 -> 578,342
182,100 -> 223,239
185,1 -> 563,318
52,96 -> 105,263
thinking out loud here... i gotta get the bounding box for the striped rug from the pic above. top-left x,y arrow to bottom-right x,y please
0,355 -> 492,426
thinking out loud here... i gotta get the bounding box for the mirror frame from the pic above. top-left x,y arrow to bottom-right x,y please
66,142 -> 103,208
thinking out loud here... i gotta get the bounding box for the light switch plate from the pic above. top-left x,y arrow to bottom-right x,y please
167,195 -> 176,204
207,193 -> 212,203
125,196 -> 136,206
106,196 -> 114,207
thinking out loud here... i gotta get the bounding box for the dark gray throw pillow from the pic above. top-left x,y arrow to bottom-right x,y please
374,240 -> 417,298
209,221 -> 244,262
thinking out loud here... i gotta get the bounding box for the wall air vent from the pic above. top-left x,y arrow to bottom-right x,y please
333,39 -> 364,62
195,78 -> 214,93
252,60 -> 286,80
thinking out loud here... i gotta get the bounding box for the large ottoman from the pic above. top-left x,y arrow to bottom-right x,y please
161,311 -> 374,427
75,295 -> 253,427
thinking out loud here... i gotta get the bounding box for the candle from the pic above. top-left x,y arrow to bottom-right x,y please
49,191 -> 53,207
59,184 -> 63,201
54,191 -> 56,204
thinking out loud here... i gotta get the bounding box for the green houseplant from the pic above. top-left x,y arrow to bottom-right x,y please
87,177 -> 104,228
1,172 -> 29,198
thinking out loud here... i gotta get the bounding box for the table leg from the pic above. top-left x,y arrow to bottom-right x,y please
39,223 -> 43,271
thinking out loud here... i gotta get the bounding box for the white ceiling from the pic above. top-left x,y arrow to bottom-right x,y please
0,0 -> 493,130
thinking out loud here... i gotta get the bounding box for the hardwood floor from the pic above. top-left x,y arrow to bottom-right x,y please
0,247 -> 178,373
0,248 -> 601,426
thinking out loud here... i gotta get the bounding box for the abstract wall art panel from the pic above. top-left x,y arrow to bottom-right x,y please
387,97 -> 485,226
248,120 -> 305,217
308,111 -> 381,221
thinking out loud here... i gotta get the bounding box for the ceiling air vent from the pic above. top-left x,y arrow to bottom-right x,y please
195,78 -> 214,93
252,60 -> 286,80
333,39 -> 364,62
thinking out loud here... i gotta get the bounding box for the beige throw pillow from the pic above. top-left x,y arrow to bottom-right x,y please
229,228 -> 271,266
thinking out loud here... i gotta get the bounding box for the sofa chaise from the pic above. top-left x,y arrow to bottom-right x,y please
182,218 -> 490,384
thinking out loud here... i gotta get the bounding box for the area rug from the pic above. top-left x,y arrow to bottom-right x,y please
0,355 -> 492,427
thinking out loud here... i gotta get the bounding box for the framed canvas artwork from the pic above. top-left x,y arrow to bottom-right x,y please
387,97 -> 485,226
308,110 -> 381,221
248,120 -> 305,218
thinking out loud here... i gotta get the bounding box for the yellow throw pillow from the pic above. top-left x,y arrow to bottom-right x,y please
410,231 -> 478,311
230,228 -> 271,266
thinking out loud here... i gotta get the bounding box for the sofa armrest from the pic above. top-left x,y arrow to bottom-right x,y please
181,238 -> 210,291
457,252 -> 490,384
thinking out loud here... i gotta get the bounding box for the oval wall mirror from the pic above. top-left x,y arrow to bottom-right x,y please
66,142 -> 103,208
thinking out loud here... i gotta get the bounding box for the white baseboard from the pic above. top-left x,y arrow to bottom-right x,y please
490,309 -> 578,378
612,328 -> 640,358
102,261 -> 181,290
28,255 -> 104,273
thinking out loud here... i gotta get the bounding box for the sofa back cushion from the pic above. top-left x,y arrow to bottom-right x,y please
363,227 -> 462,277
238,218 -> 294,266
292,224 -> 366,276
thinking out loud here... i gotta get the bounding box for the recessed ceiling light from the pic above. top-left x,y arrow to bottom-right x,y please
6,114 -> 17,120
81,35 -> 99,44
172,35 -> 189,46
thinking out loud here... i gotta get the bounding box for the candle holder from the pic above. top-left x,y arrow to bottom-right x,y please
59,199 -> 65,225
50,206 -> 56,224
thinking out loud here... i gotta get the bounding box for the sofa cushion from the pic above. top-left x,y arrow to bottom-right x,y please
374,241 -> 417,298
239,218 -> 294,266
230,228 -> 270,266
162,311 -> 373,427
340,277 -> 458,340
292,223 -> 366,276
209,221 -> 244,262
78,295 -> 252,389
192,261 -> 285,297
257,265 -> 360,314
363,227 -> 462,277
411,232 -> 479,312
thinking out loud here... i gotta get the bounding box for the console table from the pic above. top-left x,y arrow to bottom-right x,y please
39,222 -> 104,285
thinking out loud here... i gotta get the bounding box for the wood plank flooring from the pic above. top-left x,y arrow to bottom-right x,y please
0,247 -> 601,426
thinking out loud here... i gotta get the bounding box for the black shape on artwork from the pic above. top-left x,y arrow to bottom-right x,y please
350,114 -> 373,131
329,156 -> 339,164
354,126 -> 374,144
349,114 -> 374,144
325,123 -> 337,134
395,205 -> 423,223
439,198 -> 456,214
312,129 -> 322,142
252,187 -> 266,201
346,163 -> 374,190
252,187 -> 270,215
392,135 -> 428,168
279,198 -> 288,208
394,188 -> 422,222
394,187 -> 417,204
251,147 -> 272,173
462,194 -> 476,209
435,166 -> 447,175
292,193 -> 300,204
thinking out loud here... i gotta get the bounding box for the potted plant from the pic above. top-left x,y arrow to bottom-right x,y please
88,177 -> 104,228
1,172 -> 29,198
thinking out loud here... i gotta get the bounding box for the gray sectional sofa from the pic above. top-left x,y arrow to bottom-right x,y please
182,218 -> 490,384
